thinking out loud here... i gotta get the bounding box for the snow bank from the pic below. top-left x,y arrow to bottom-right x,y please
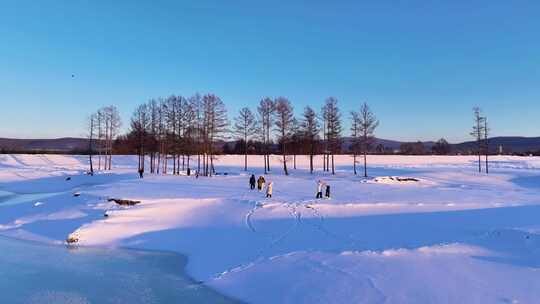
71,198 -> 235,246
211,243 -> 539,304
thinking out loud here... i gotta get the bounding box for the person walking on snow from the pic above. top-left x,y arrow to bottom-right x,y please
266,181 -> 273,198
325,184 -> 331,199
249,174 -> 256,190
316,180 -> 323,198
257,176 -> 265,191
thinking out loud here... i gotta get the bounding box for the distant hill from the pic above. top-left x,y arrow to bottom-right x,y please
453,136 -> 540,154
0,137 -> 89,152
1,136 -> 539,154
341,137 -> 435,152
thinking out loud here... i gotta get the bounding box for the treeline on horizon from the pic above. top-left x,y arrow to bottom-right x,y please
80,94 -> 524,176
3,140 -> 538,156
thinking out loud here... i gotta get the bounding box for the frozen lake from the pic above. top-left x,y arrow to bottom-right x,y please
0,236 -> 240,304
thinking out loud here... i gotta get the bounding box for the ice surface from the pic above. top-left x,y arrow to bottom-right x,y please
0,236 -> 239,304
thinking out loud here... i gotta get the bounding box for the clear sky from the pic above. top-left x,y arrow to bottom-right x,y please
1,1 -> 539,142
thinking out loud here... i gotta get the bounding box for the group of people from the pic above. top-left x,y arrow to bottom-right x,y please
248,175 -> 330,199
249,174 -> 273,198
316,180 -> 331,199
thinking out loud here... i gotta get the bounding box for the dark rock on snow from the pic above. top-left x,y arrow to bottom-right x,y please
66,236 -> 78,244
385,177 -> 419,182
108,198 -> 141,206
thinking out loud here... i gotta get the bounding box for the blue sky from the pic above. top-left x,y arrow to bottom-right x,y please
1,1 -> 539,142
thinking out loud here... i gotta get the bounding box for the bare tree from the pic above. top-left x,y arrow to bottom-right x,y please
234,107 -> 257,171
86,113 -> 97,175
257,98 -> 275,174
484,116 -> 490,174
322,97 -> 342,175
352,103 -> 379,177
274,97 -> 294,175
289,118 -> 300,170
321,105 -> 328,172
350,111 -> 361,175
189,94 -> 203,175
130,104 -> 150,175
301,106 -> 319,174
108,106 -> 122,169
96,109 -> 104,170
147,100 -> 160,173
87,106 -> 120,173
470,107 -> 485,173
202,94 -> 228,176
183,99 -> 196,174
94,106 -> 122,171
156,99 -> 168,174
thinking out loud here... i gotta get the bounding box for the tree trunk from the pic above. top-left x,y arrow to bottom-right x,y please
478,152 -> 482,173
363,151 -> 368,178
173,154 -> 177,175
331,154 -> 335,175
197,153 -> 201,174
283,146 -> 288,175
163,153 -> 167,174
327,154 -> 330,172
485,153 -> 489,174
88,119 -> 94,175
210,154 -> 215,176
157,152 -> 160,174
108,145 -> 112,170
89,154 -> 94,174
353,154 -> 357,175
309,153 -> 313,174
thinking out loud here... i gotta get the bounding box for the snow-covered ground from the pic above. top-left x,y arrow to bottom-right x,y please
1,154 -> 540,303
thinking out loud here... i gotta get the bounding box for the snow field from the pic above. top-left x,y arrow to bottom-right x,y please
1,154 -> 540,303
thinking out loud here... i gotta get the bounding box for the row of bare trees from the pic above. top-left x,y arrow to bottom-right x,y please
126,94 -> 227,177
86,99 -> 500,178
87,95 -> 381,177
232,97 -> 378,177
87,106 -> 122,175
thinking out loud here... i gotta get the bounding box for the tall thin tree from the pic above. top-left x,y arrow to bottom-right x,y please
350,111 -> 361,175
355,103 -> 379,177
274,97 -> 294,175
484,116 -> 490,174
130,104 -> 150,174
257,98 -> 275,174
323,97 -> 342,175
87,113 -> 96,175
202,94 -> 228,176
234,107 -> 257,171
470,107 -> 485,173
301,106 -> 319,174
